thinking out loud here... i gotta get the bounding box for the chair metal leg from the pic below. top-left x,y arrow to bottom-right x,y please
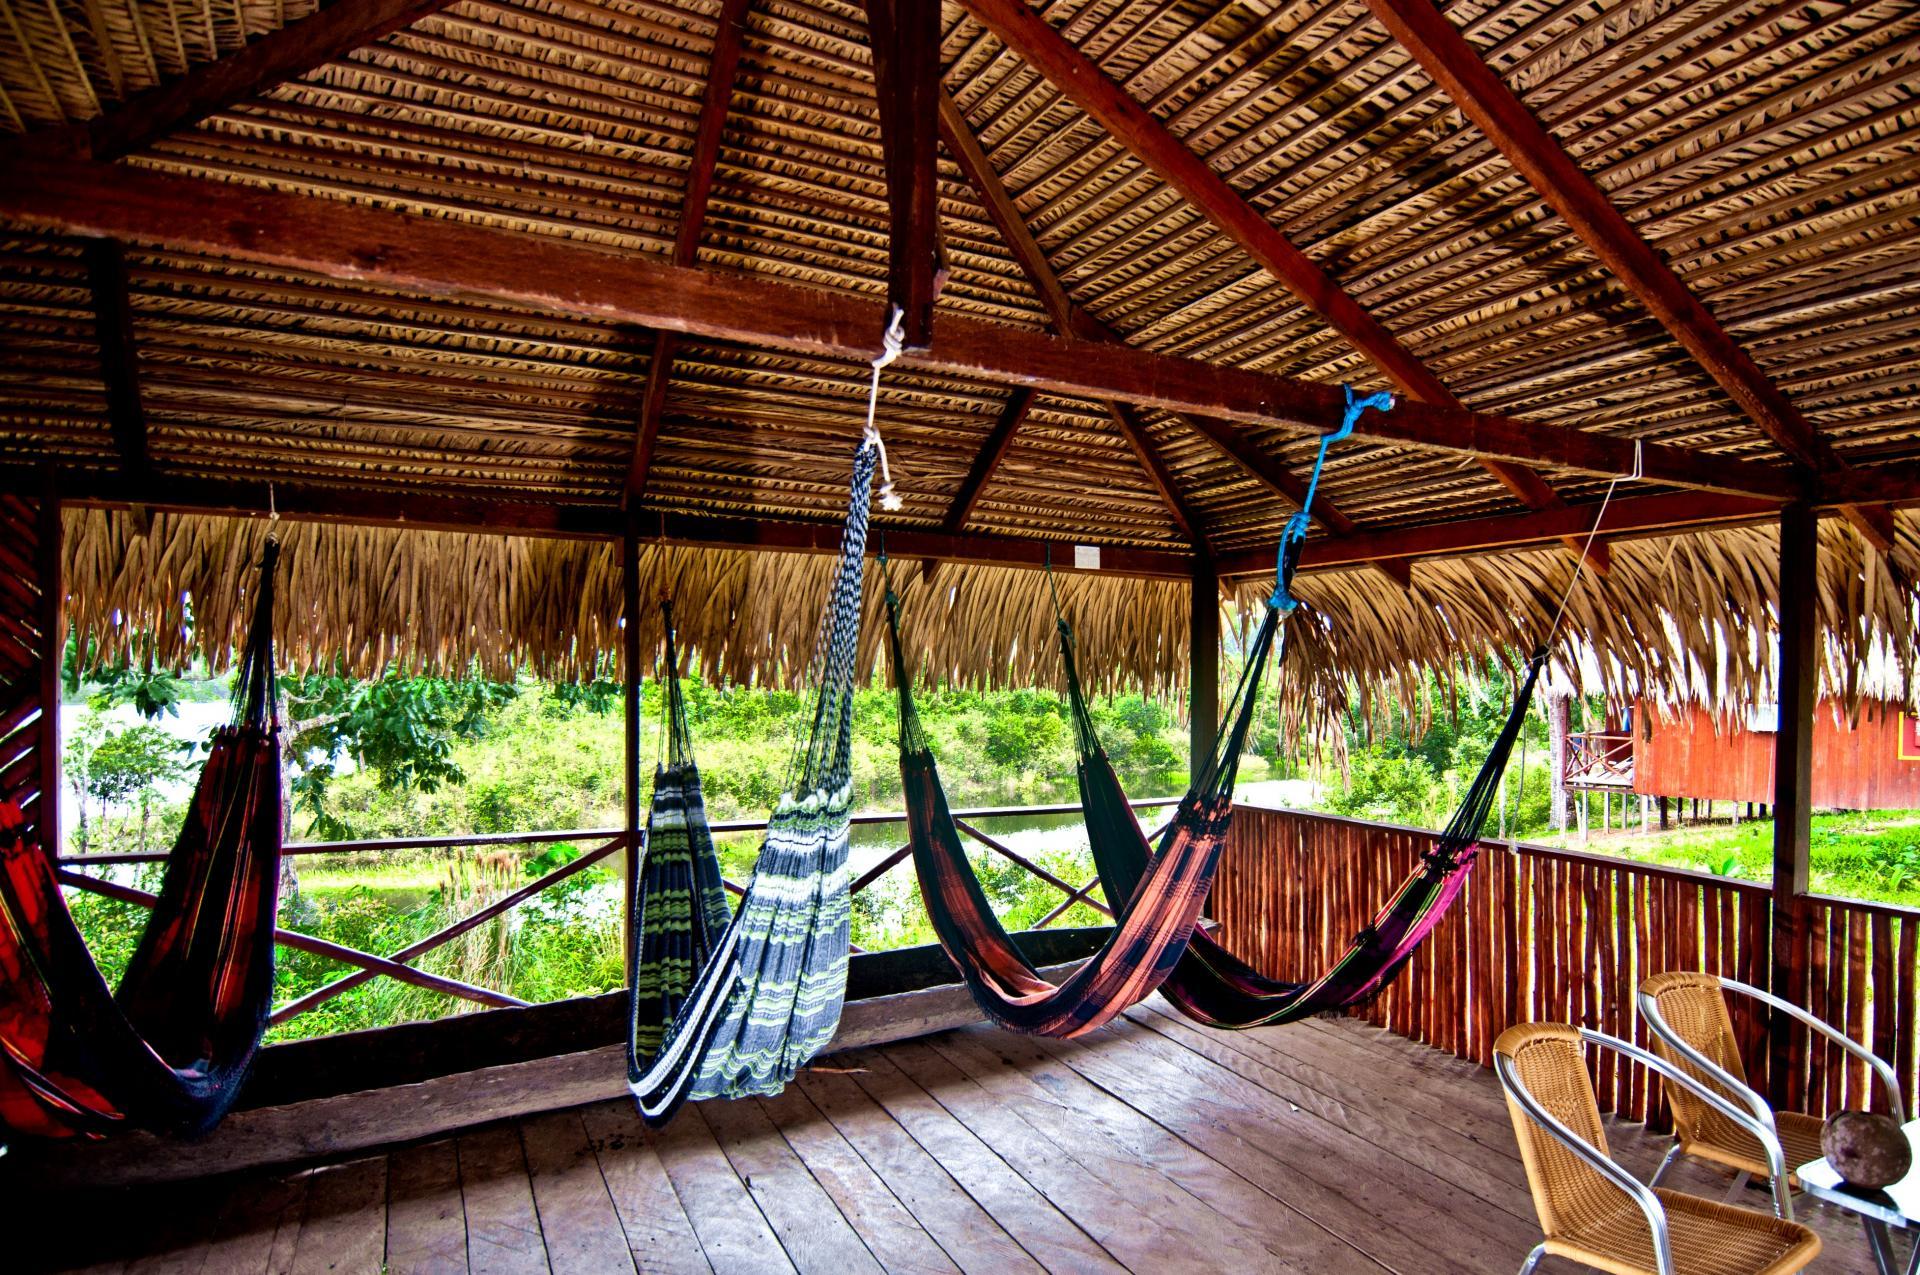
1648,1142 -> 1682,1187
1722,1170 -> 1750,1203
1518,1241 -> 1547,1275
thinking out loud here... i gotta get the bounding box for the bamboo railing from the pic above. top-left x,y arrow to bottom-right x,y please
1212,803 -> 1920,1127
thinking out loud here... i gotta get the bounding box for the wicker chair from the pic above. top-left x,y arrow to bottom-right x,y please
1496,1022 -> 1821,1275
1639,972 -> 1907,1202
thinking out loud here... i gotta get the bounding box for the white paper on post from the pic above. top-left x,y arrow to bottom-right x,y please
1073,544 -> 1101,571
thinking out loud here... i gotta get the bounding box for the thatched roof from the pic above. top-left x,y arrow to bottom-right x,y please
8,0 -> 1920,713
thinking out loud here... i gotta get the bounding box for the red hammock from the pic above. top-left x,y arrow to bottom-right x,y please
0,542 -> 282,1140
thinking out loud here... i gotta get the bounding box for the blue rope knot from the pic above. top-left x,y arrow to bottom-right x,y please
1268,384 -> 1395,611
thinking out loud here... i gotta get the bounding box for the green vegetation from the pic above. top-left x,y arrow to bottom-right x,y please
1531,809 -> 1920,906
60,664 -> 1195,1042
56,650 -> 1920,1046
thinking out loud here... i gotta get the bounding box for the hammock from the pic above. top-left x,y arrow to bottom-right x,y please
884,555 -> 1285,1038
628,439 -> 876,1126
626,603 -> 730,1066
1082,638 -> 1547,1030
0,541 -> 283,1140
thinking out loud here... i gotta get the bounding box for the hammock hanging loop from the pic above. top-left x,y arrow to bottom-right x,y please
866,307 -> 908,512
1270,385 -> 1394,613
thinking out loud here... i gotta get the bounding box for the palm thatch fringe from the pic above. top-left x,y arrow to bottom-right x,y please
62,509 -> 1919,727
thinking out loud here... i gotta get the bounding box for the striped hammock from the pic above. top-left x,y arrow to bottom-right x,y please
884,564 -> 1285,1038
626,604 -> 731,1066
0,542 -> 283,1141
627,440 -> 874,1125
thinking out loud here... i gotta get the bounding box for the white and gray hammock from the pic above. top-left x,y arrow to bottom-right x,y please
626,439 -> 875,1126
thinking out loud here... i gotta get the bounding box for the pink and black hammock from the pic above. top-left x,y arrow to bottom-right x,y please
0,542 -> 282,1140
1080,630 -> 1546,1030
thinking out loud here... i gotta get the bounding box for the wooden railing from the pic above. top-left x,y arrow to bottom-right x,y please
1565,729 -> 1634,790
1212,803 -> 1919,1127
56,797 -> 1178,1034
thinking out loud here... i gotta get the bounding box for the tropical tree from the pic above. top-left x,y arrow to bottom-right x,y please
281,671 -> 518,838
87,724 -> 189,853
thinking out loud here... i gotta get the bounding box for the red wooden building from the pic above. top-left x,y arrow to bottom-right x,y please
1633,701 -> 1920,810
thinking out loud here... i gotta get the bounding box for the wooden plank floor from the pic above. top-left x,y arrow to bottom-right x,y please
21,1005 -> 1893,1274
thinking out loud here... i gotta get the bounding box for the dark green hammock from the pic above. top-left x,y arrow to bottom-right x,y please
627,603 -> 731,1066
626,438 -> 874,1126
884,557 -> 1284,1037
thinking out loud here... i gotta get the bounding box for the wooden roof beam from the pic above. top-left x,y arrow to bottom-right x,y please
83,241 -> 150,482
0,156 -> 1806,501
953,0 -> 1602,571
866,0 -> 941,350
941,88 -> 1351,559
1365,0 -> 1892,553
1214,491 -> 1782,578
24,469 -> 1195,579
628,0 -> 754,506
9,0 -> 464,163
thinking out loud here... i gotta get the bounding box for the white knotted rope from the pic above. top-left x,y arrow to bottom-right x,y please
865,307 -> 908,512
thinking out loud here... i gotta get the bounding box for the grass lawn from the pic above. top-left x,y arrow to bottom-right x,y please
1528,807 -> 1920,907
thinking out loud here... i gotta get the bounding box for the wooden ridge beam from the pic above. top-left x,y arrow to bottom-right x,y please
1213,490 -> 1781,578
0,156 -> 1805,500
866,0 -> 941,350
82,240 -> 150,482
952,0 -> 1593,550
12,0 -> 464,162
1364,0 -> 1899,551
628,0 -> 754,505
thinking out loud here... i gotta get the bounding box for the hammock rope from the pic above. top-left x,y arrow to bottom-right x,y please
0,540 -> 284,1141
628,316 -> 897,1124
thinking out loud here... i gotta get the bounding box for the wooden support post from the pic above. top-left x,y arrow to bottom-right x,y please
84,240 -> 151,482
1770,501 -> 1818,1109
1548,691 -> 1570,833
865,0 -> 940,350
622,517 -> 643,977
1188,562 -> 1219,785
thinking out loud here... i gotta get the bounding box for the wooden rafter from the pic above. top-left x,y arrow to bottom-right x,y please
12,0 -> 465,162
942,387 -> 1034,533
1108,402 -> 1205,549
1,155 -> 1814,501
942,87 -> 1351,552
866,0 -> 941,350
628,0 -> 754,505
83,240 -> 150,481
953,0 -> 1608,568
1365,0 -> 1894,553
1214,490 -> 1782,578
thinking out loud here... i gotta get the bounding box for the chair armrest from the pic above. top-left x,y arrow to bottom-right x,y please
1496,1052 -> 1675,1275
1717,976 -> 1908,1125
1586,1026 -> 1795,1221
1637,989 -> 1780,1133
